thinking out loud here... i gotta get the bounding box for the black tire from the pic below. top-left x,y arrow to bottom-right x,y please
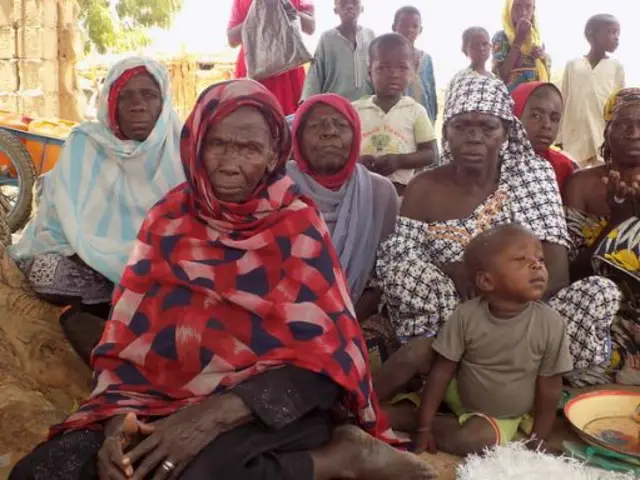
0,129 -> 35,232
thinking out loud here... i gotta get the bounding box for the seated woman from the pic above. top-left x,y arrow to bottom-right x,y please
9,56 -> 185,364
364,76 -> 621,415
287,94 -> 399,306
511,81 -> 578,193
11,79 -> 435,480
563,88 -> 640,386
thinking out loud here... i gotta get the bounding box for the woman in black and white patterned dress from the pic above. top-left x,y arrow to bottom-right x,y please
359,75 -> 621,404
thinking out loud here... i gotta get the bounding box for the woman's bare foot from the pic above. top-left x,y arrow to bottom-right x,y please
312,424 -> 436,479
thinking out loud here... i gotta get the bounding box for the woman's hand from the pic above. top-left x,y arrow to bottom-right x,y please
514,18 -> 532,46
603,170 -> 640,222
124,394 -> 251,480
97,413 -> 147,480
439,262 -> 475,301
531,47 -> 545,60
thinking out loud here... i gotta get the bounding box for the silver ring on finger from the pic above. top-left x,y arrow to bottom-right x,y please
161,460 -> 175,472
613,195 -> 626,204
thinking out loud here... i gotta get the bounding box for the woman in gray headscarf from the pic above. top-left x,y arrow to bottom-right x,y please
287,93 -> 398,308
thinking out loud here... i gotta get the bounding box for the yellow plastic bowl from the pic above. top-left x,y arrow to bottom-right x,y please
564,390 -> 640,459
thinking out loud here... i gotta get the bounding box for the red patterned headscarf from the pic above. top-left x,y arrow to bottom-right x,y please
293,94 -> 362,190
51,79 -> 398,445
107,65 -> 149,139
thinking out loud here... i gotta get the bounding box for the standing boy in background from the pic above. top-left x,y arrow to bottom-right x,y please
301,0 -> 375,102
354,33 -> 437,196
392,6 -> 438,124
558,14 -> 624,167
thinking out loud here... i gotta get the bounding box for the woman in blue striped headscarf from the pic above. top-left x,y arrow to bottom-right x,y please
10,56 -> 185,362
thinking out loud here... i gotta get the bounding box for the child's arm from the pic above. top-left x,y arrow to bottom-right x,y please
414,354 -> 457,453
529,311 -> 574,451
300,37 -> 326,101
414,306 -> 466,453
529,374 -> 562,450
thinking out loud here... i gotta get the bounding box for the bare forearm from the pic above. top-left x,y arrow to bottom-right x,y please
355,287 -> 381,322
299,11 -> 315,35
530,376 -> 562,442
397,144 -> 437,170
200,393 -> 253,430
498,45 -> 522,83
227,23 -> 244,48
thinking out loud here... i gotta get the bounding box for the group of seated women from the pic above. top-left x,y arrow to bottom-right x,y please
2,54 -> 638,479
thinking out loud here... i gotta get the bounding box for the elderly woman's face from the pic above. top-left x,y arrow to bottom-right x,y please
300,103 -> 353,175
445,112 -> 507,170
201,106 -> 277,203
117,73 -> 162,142
607,103 -> 640,167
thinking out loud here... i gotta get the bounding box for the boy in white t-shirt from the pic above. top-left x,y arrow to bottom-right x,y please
353,33 -> 437,196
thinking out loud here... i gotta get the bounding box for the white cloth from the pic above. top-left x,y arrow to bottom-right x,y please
557,57 -> 625,166
10,57 -> 185,284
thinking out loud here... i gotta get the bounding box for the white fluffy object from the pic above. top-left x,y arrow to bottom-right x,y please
457,442 -> 635,480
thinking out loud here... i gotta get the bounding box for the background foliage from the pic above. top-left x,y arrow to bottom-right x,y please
76,0 -> 184,53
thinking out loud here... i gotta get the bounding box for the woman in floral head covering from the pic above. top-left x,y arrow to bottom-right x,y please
564,87 -> 640,387
363,75 -> 621,416
11,79 -> 436,480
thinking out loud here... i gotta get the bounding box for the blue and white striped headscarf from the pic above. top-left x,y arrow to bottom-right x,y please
11,56 -> 185,283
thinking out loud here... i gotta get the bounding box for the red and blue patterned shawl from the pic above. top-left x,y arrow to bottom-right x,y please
51,79 -> 397,444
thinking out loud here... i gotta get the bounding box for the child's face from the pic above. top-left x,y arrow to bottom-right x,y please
393,12 -> 422,45
334,0 -> 362,26
521,86 -> 562,154
480,233 -> 548,303
465,32 -> 491,65
511,0 -> 534,25
592,22 -> 621,53
370,45 -> 413,98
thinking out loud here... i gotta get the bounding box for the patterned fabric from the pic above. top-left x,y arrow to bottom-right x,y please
567,208 -> 640,386
51,79 -> 397,445
603,87 -> 640,122
19,253 -> 113,305
373,75 -> 621,374
10,57 -> 186,284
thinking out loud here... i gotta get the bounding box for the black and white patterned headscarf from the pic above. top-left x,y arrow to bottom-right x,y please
441,74 -> 571,249
441,75 -> 537,168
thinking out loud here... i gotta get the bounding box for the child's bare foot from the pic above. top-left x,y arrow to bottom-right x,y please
316,425 -> 436,479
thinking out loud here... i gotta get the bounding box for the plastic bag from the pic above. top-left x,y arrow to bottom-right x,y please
243,0 -> 312,80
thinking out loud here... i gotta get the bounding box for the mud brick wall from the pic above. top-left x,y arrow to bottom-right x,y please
0,0 -> 82,121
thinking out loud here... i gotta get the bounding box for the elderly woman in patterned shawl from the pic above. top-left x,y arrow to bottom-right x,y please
358,75 -> 622,427
287,93 -> 399,306
9,56 -> 186,365
564,87 -> 640,387
10,79 -> 436,480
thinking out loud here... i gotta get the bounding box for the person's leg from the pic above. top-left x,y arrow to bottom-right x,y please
382,402 -> 419,432
9,430 -> 103,480
59,306 -> 107,366
309,425 -> 436,480
373,336 -> 434,402
429,414 -> 499,457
